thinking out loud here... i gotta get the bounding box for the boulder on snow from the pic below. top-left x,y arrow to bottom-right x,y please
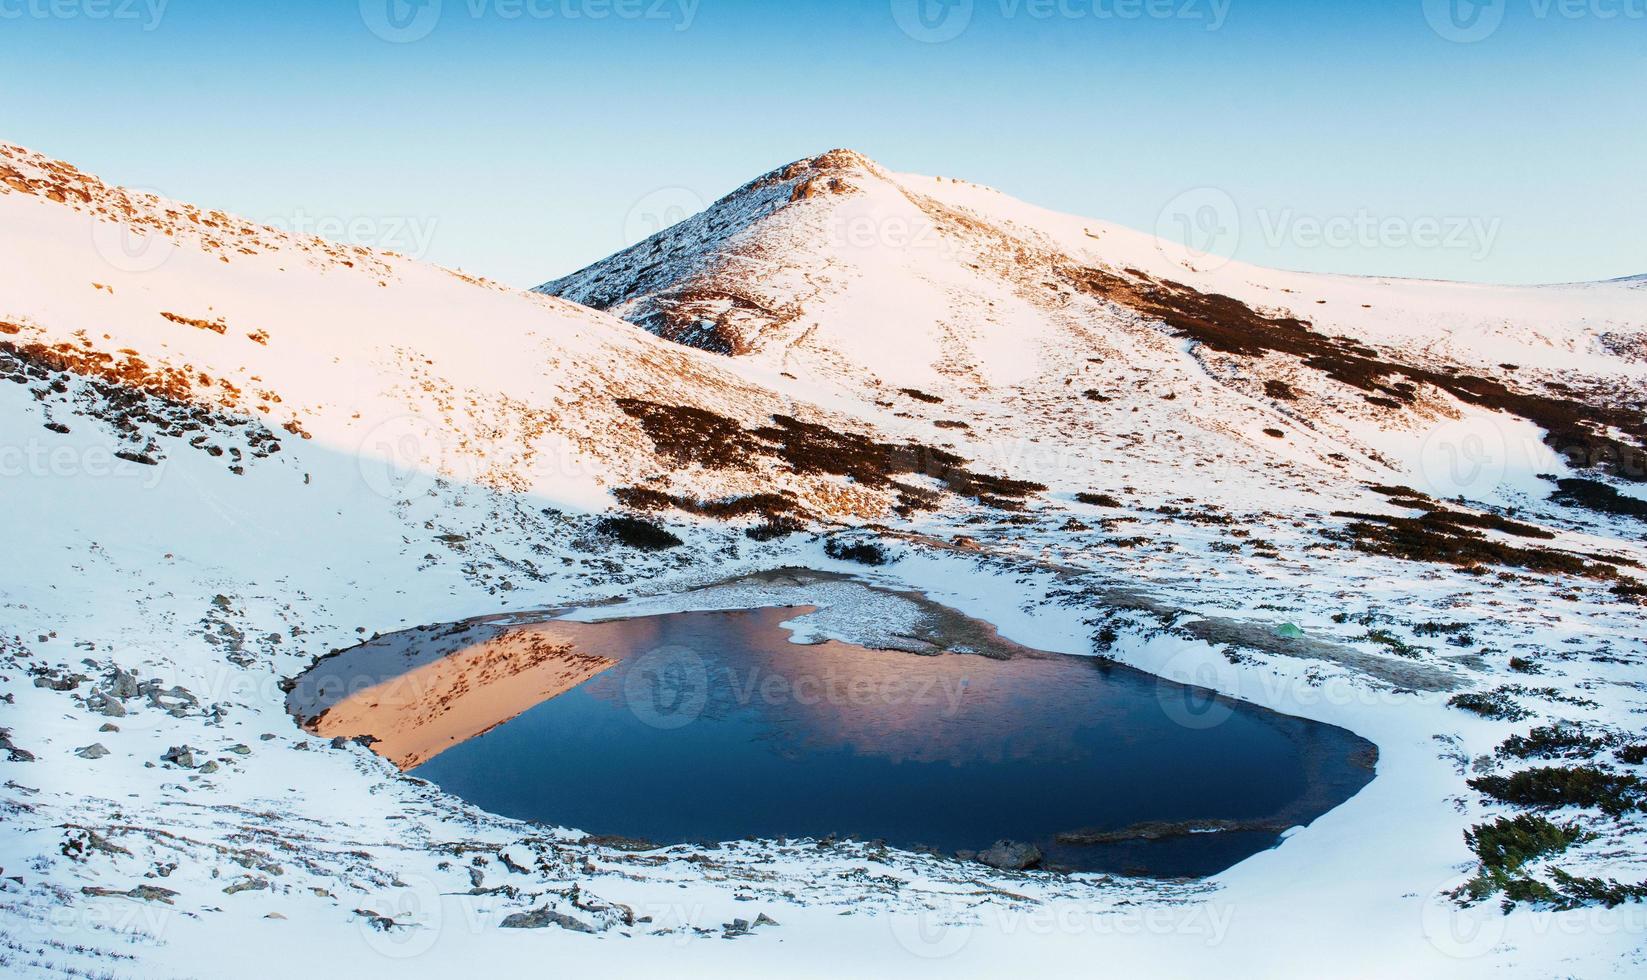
975,840 -> 1043,871
75,743 -> 110,760
161,745 -> 202,768
0,728 -> 34,763
105,667 -> 141,700
86,693 -> 127,717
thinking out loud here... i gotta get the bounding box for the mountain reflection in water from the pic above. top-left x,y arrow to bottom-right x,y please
292,605 -> 1374,877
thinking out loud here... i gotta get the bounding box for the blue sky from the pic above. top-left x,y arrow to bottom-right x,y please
0,0 -> 1641,286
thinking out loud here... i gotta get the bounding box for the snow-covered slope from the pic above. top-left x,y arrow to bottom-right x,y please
4,142 -> 1647,979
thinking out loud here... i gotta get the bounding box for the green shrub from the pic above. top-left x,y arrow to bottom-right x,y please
1469,765 -> 1647,817
824,537 -> 892,566
1450,689 -> 1533,721
1075,492 -> 1122,508
745,516 -> 803,542
1497,724 -> 1607,761
1467,814 -> 1586,874
1615,743 -> 1647,765
595,516 -> 682,551
1548,870 -> 1647,909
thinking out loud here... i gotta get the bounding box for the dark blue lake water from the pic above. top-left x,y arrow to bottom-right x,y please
383,606 -> 1375,877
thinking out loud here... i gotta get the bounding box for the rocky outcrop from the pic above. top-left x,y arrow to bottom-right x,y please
499,907 -> 596,933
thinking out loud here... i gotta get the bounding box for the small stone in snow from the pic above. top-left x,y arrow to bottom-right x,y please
75,743 -> 110,760
161,745 -> 201,768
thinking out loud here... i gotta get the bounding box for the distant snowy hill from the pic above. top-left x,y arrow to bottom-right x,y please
540,150 -> 1646,510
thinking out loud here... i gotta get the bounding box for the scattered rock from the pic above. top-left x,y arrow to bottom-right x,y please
75,743 -> 110,760
722,914 -> 778,937
354,909 -> 411,932
61,829 -> 130,860
223,876 -> 269,895
82,884 -> 178,904
33,671 -> 85,692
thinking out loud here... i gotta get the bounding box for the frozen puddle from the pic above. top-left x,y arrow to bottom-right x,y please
288,586 -> 1375,878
